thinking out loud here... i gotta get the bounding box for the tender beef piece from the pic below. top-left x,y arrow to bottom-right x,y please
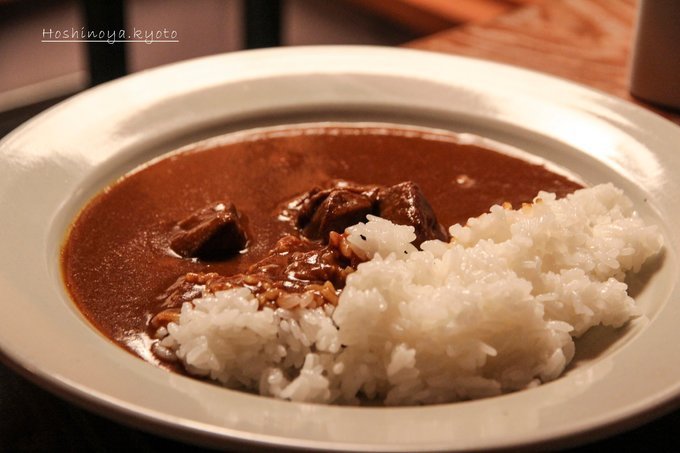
169,202 -> 248,260
377,182 -> 449,246
291,180 -> 448,246
293,181 -> 380,242
296,180 -> 381,231
294,187 -> 326,229
302,190 -> 374,241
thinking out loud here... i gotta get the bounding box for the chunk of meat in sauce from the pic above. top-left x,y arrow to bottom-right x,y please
169,201 -> 248,260
301,189 -> 375,241
377,182 -> 449,246
292,180 -> 447,246
294,182 -> 380,239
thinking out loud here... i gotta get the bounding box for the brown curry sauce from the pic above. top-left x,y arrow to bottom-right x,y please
61,125 -> 582,367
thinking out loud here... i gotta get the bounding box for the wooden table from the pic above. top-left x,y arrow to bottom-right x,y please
2,0 -> 678,451
408,0 -> 680,125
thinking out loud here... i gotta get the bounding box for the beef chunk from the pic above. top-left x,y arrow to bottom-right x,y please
377,182 -> 449,246
289,180 -> 448,247
169,202 -> 248,260
292,181 -> 379,241
302,189 -> 374,241
294,187 -> 327,229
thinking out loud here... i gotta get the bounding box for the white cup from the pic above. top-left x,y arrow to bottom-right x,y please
630,0 -> 680,110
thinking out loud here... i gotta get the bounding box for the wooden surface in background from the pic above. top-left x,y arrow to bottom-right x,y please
407,0 -> 680,125
346,0 -> 544,33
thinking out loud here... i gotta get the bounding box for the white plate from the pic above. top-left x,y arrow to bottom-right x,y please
0,46 -> 678,451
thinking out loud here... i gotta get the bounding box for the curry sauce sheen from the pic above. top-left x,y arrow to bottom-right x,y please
61,125 -> 582,366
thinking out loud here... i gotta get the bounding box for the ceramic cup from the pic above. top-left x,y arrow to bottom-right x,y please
630,0 -> 680,110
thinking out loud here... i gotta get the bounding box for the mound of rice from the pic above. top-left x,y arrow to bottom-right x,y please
158,183 -> 663,405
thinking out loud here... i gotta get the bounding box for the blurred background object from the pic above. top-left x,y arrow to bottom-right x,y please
0,0 -> 541,137
630,0 -> 680,110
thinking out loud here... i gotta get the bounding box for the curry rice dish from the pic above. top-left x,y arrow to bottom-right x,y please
61,124 -> 662,405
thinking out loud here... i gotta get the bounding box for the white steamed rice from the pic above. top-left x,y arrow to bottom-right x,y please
158,183 -> 663,405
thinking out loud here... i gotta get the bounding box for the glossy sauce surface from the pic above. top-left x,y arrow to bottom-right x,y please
61,126 -> 582,365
